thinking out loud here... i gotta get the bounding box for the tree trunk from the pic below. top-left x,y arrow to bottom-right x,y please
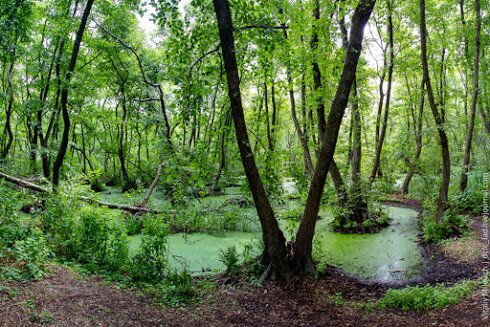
264,82 -> 274,152
213,0 -> 291,279
1,61 -> 15,160
293,0 -> 376,274
283,28 -> 314,175
311,0 -> 326,140
419,0 -> 451,221
459,0 -> 480,193
52,0 -> 95,187
370,0 -> 394,182
401,77 -> 425,194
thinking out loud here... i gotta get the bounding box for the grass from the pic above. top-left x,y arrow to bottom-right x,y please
440,233 -> 482,262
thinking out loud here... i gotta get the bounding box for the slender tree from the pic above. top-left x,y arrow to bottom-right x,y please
52,0 -> 95,187
460,0 -> 481,192
419,0 -> 451,221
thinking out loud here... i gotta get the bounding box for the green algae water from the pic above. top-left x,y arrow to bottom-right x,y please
313,205 -> 422,282
128,204 -> 422,282
115,185 -> 422,281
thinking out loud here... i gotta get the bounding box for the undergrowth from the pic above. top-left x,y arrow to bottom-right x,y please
378,280 -> 477,311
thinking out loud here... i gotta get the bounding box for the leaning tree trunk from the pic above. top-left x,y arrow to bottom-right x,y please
293,0 -> 376,274
52,0 -> 95,187
419,0 -> 451,222
459,0 -> 481,193
213,0 -> 291,279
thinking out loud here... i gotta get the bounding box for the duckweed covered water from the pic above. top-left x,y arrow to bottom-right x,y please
313,206 -> 422,282
113,185 -> 421,281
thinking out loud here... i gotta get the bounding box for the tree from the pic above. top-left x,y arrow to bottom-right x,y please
419,0 -> 451,221
459,0 -> 481,193
214,0 -> 376,277
52,0 -> 95,187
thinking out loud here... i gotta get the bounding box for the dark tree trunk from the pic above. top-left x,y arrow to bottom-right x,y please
1,61 -> 15,160
419,0 -> 451,222
293,0 -> 376,274
459,0 -> 481,193
311,0 -> 326,140
330,159 -> 348,207
52,0 -> 95,187
459,0 -> 469,126
213,0 -> 291,279
350,81 -> 364,203
370,0 -> 394,183
213,110 -> 231,192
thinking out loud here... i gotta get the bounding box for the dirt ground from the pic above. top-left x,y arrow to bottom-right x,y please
0,263 -> 487,327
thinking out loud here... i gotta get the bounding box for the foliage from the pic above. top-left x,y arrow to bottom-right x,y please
131,215 -> 169,281
332,197 -> 389,234
379,281 -> 476,311
422,211 -> 469,243
0,185 -> 50,280
167,206 -> 258,234
219,246 -> 240,276
76,207 -> 129,271
450,172 -> 484,214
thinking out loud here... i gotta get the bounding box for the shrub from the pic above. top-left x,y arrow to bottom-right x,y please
0,186 -> 50,280
125,215 -> 144,235
163,269 -> 195,304
422,211 -> 468,243
11,230 -> 51,279
75,206 -> 129,271
131,215 -> 169,281
451,188 -> 483,214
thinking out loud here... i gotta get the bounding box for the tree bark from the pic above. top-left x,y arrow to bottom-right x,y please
213,0 -> 291,278
282,27 -> 314,175
370,0 -> 394,182
459,0 -> 480,193
1,61 -> 15,160
293,0 -> 376,274
52,0 -> 95,187
311,0 -> 326,140
419,0 -> 451,221
401,77 -> 425,194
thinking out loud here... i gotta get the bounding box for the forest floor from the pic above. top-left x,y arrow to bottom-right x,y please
0,264 -> 487,327
0,198 -> 488,327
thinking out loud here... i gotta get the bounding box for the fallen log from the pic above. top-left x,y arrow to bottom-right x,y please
0,170 -> 160,214
0,171 -> 48,193
80,196 -> 163,214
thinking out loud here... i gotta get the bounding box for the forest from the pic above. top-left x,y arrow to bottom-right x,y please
0,0 -> 488,325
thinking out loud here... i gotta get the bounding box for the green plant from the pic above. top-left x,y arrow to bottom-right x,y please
163,269 -> 195,304
379,281 -> 476,311
76,206 -> 129,271
125,215 -> 144,235
219,245 -> 240,275
131,215 -> 169,281
450,188 -> 483,214
11,230 -> 51,279
30,309 -> 54,324
422,211 -> 468,243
